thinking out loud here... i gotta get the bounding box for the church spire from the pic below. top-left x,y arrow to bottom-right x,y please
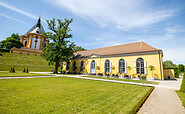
36,17 -> 41,28
25,17 -> 45,35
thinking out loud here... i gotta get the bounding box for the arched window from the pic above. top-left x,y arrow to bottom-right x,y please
80,61 -> 84,72
72,61 -> 76,71
136,58 -> 144,74
66,62 -> 70,71
105,59 -> 110,73
119,59 -> 125,73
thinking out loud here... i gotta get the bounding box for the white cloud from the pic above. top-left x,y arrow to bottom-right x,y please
45,0 -> 177,30
0,13 -> 26,24
0,1 -> 37,19
163,47 -> 185,65
166,25 -> 185,34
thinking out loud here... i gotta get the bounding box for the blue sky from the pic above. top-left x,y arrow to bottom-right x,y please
0,0 -> 185,64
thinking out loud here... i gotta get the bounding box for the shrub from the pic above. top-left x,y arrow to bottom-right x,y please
60,70 -> 66,74
141,76 -> 147,80
180,73 -> 185,92
98,73 -> 103,76
27,53 -> 29,55
174,67 -> 179,78
35,54 -> 36,56
20,52 -> 21,54
62,70 -> 66,74
9,67 -> 12,73
12,67 -> 15,73
23,68 -> 25,73
26,68 -> 29,73
96,66 -> 100,70
132,74 -> 135,77
111,66 -> 115,70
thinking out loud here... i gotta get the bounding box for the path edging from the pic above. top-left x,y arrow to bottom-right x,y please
130,86 -> 155,114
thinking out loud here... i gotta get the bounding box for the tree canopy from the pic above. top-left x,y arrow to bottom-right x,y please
163,60 -> 177,68
178,64 -> 184,73
0,33 -> 23,49
41,18 -> 75,73
74,46 -> 86,52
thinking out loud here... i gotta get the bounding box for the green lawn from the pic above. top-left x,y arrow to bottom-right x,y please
0,72 -> 51,77
176,91 -> 185,107
0,77 -> 152,113
83,76 -> 159,85
0,53 -> 54,72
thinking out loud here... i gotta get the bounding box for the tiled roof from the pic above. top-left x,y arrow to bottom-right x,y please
75,42 -> 161,58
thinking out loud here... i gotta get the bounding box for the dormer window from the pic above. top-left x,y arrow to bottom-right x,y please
36,31 -> 39,33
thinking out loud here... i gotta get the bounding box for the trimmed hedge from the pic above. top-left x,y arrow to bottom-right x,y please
0,48 -> 10,52
130,86 -> 154,114
180,73 -> 185,92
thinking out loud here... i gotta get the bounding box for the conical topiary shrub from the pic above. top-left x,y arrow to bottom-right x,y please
12,67 -> 15,73
9,67 -> 12,73
23,68 -> 25,73
26,68 -> 29,73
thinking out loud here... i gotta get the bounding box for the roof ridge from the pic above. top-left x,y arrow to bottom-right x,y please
78,41 -> 142,52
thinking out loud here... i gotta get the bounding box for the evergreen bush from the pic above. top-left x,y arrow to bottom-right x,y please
26,68 -> 29,73
9,67 -> 12,73
180,73 -> 185,92
62,70 -> 66,74
12,67 -> 15,73
174,67 -> 179,78
141,76 -> 147,80
23,68 -> 25,72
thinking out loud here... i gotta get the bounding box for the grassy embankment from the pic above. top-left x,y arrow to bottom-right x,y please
0,77 -> 152,113
0,53 -> 54,72
83,76 -> 159,85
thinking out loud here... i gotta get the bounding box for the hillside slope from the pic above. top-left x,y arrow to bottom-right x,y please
0,53 -> 54,72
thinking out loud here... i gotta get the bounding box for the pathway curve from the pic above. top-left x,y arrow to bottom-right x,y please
138,77 -> 185,114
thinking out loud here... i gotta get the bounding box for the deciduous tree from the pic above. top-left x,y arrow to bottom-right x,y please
42,18 -> 75,73
178,64 -> 184,73
0,33 -> 23,49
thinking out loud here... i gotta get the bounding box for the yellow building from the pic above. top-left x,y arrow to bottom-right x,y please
64,42 -> 164,80
20,18 -> 49,50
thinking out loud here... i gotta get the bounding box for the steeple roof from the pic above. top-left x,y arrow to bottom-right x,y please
25,17 -> 45,35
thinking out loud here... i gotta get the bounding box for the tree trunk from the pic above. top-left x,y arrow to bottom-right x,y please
54,62 -> 59,73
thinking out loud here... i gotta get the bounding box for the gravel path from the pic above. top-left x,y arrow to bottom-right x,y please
138,77 -> 185,114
